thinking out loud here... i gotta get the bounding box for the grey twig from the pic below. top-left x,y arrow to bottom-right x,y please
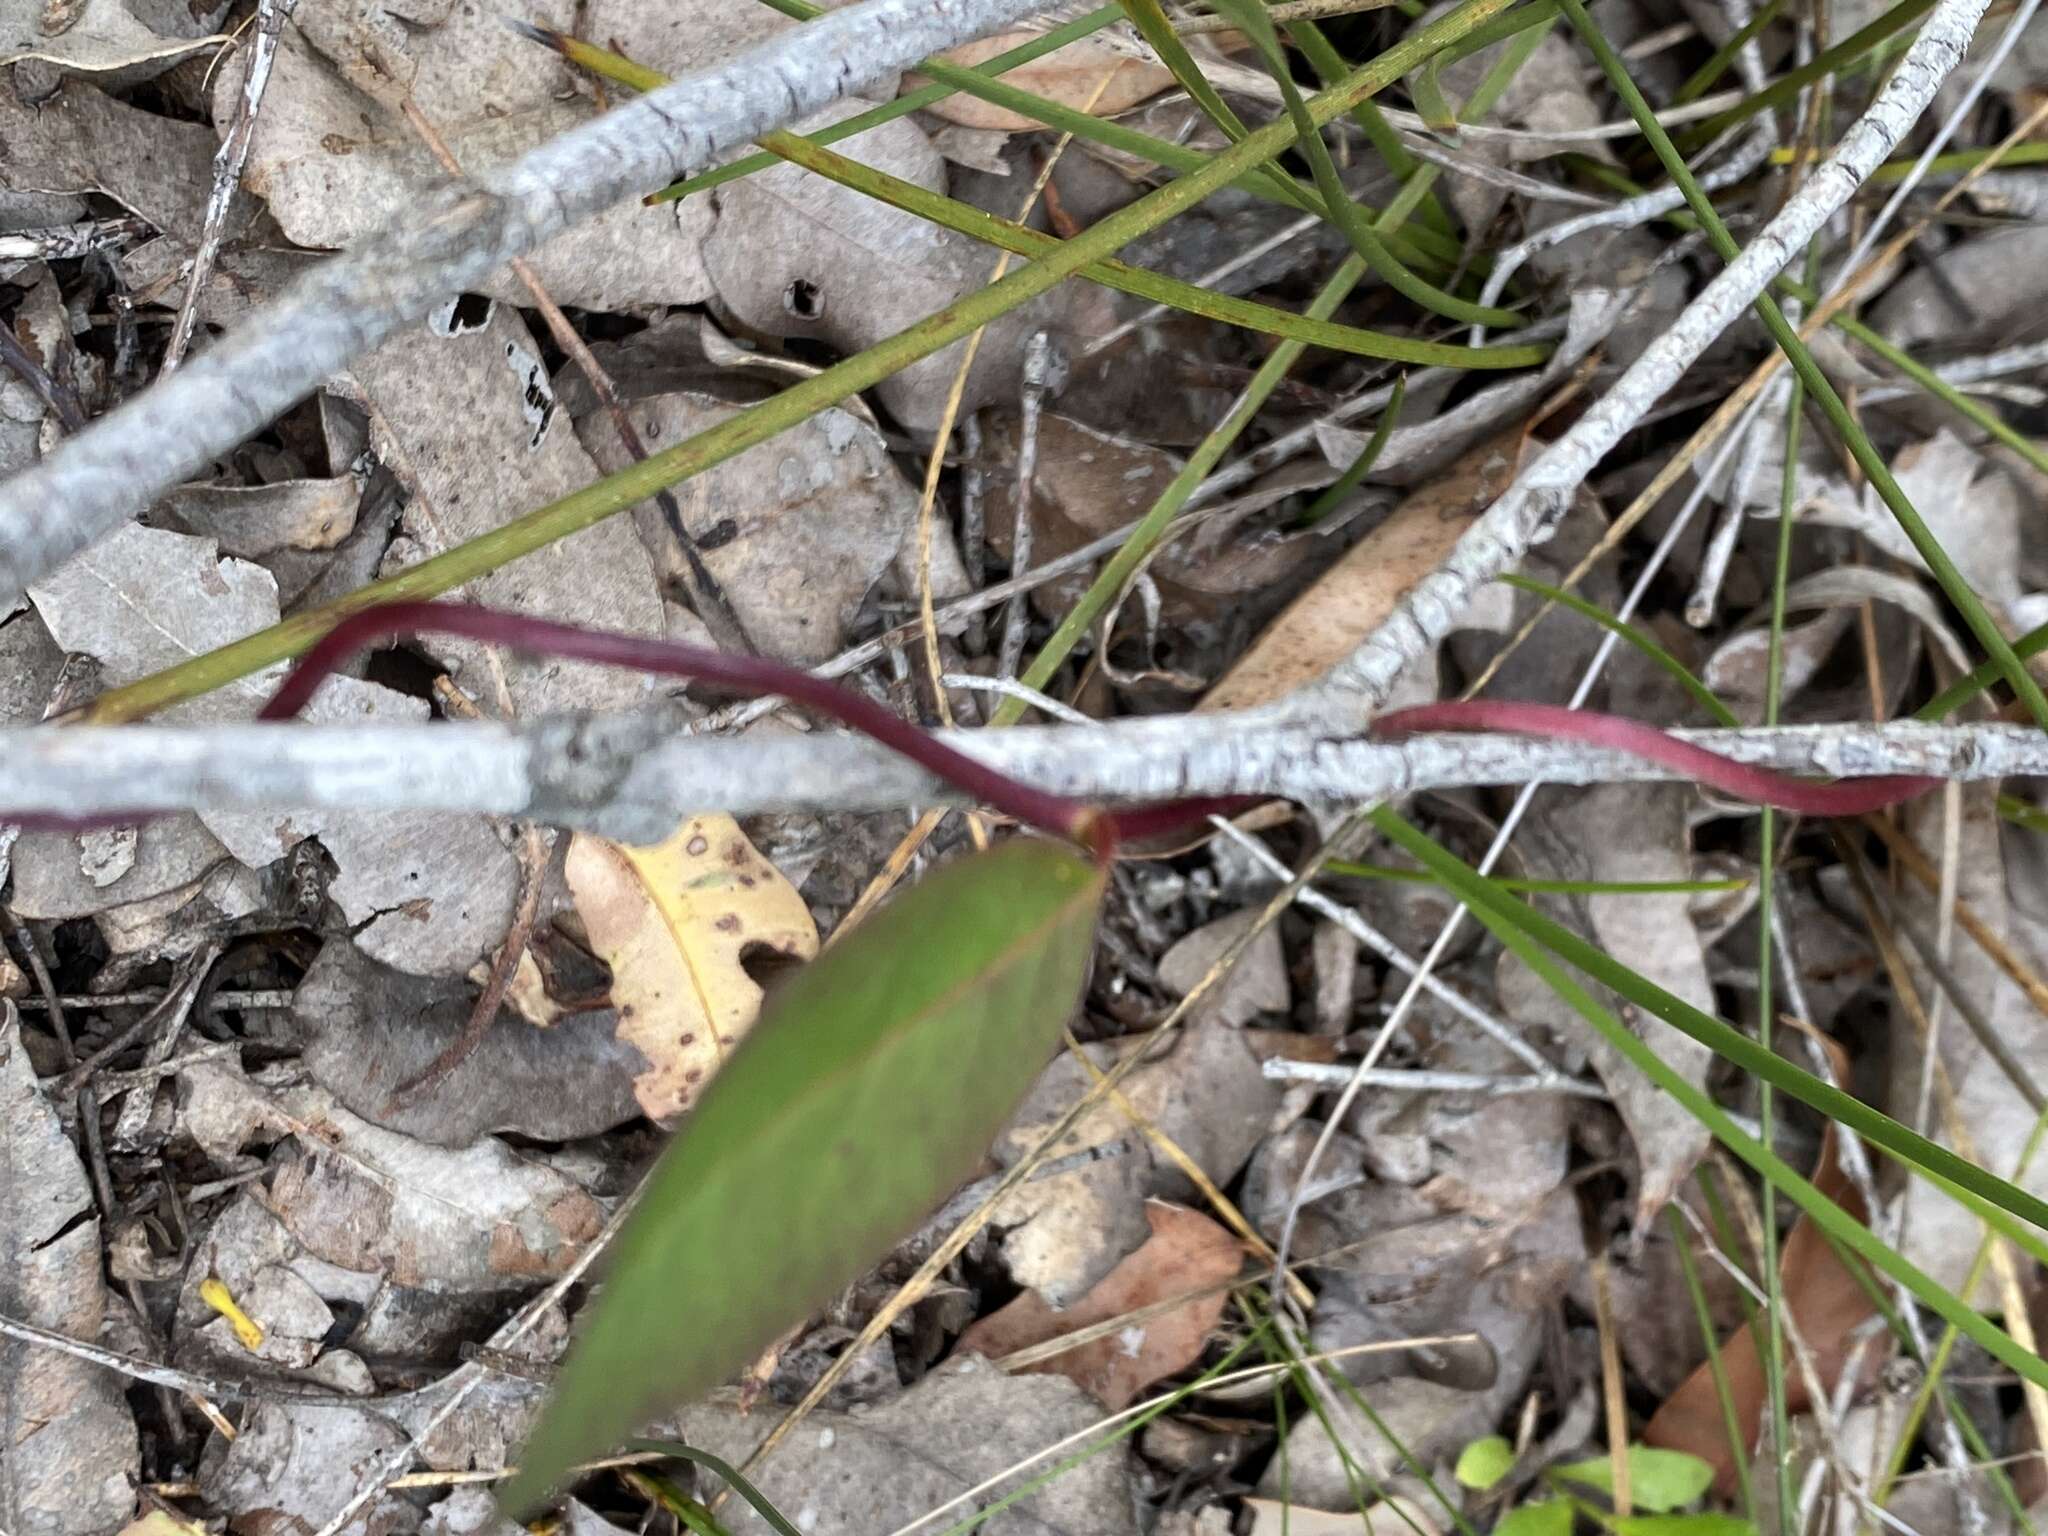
1305,0 -> 1994,720
163,0 -> 298,373
0,717 -> 2041,841
0,0 -> 1066,603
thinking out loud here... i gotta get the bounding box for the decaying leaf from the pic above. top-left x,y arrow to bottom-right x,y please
293,941 -> 647,1146
1497,783 -> 1716,1226
565,816 -> 819,1121
0,80 -> 233,240
981,412 -> 1318,648
503,840 -> 1104,1508
158,476 -> 361,560
700,107 -> 1068,432
347,304 -> 670,718
669,1358 -> 1138,1535
960,1200 -> 1242,1409
176,1058 -> 603,1311
1647,1040 -> 1876,1495
575,390 -> 918,664
914,32 -> 1174,129
1201,429 -> 1535,711
0,1007 -> 140,1536
993,1022 -> 1281,1305
224,19 -> 713,311
0,0 -> 227,75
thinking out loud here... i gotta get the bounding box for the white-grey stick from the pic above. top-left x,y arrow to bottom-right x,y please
1301,0 -> 1995,722
0,0 -> 1064,603
0,717 -> 2031,840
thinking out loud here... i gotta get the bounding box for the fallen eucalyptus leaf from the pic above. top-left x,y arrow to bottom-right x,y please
959,1200 -> 1240,1409
564,816 -> 819,1121
0,0 -> 227,76
502,838 -> 1104,1509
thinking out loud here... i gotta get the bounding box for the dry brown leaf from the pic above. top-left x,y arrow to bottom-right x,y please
1200,429 -> 1535,712
565,816 -> 818,1121
1243,1497 -> 1441,1535
958,1200 -> 1242,1409
1644,1036 -> 1877,1495
913,39 -> 1174,130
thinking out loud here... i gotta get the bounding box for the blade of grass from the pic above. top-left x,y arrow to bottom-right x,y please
1370,807 -> 2048,1394
1497,573 -> 1740,727
1369,809 -> 2048,1252
76,0 -> 1524,726
1217,0 -> 1525,327
1002,249 -> 1370,719
1667,1204 -> 1757,1520
1674,0 -> 1788,103
1325,859 -> 1746,895
1559,0 -> 2048,729
539,27 -> 1544,370
1301,372 -> 1407,523
710,0 -> 1481,274
1679,0 -> 1935,140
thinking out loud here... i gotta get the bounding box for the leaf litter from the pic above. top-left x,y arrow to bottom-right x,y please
9,2 -> 2048,1532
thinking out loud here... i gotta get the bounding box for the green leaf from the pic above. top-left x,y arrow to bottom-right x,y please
1496,1502 -> 1574,1536
1556,1447 -> 1713,1512
1456,1435 -> 1517,1490
1610,1517 -> 1759,1536
500,840 -> 1106,1511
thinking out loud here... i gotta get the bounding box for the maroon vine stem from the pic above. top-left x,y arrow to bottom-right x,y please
1371,699 -> 1941,815
261,602 -> 1246,855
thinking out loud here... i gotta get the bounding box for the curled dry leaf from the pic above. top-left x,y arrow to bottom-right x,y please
565,816 -> 819,1121
959,1200 -> 1242,1409
0,80 -> 234,241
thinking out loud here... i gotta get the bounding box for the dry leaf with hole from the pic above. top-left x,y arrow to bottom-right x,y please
959,1200 -> 1241,1409
565,817 -> 819,1121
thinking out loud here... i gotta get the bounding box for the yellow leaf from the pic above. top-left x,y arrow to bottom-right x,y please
566,816 -> 819,1121
116,1514 -> 208,1536
198,1275 -> 264,1351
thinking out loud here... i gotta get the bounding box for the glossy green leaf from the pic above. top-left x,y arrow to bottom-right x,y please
1496,1502 -> 1573,1536
501,840 -> 1106,1511
1456,1435 -> 1516,1490
1556,1447 -> 1713,1512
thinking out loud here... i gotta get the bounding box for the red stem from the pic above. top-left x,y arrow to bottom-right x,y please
1370,700 -> 1939,816
262,602 -> 1241,852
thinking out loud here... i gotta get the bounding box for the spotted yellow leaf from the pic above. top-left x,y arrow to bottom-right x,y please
565,816 -> 818,1120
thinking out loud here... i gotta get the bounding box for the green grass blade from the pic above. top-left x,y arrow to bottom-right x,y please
1498,573 -> 1740,727
1003,250 -> 1371,719
1679,0 -> 1935,140
627,1442 -> 802,1536
1673,0 -> 1786,103
1917,619 -> 2048,719
1370,808 -> 2048,1395
1559,0 -> 2048,730
500,841 -> 1106,1510
1215,0 -> 1524,327
1666,1205 -> 1756,1519
1368,809 -> 2048,1251
759,127 -> 1545,367
1302,372 -> 1408,523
